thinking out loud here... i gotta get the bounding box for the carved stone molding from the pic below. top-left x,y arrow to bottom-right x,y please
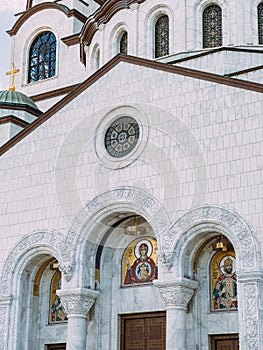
155,279 -> 198,309
243,283 -> 260,350
68,186 -> 170,251
0,230 -> 71,296
162,205 -> 259,270
57,288 -> 99,316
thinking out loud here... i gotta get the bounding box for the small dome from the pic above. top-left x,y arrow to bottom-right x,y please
0,90 -> 40,113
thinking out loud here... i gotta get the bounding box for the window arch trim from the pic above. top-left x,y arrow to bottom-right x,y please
154,14 -> 169,58
202,3 -> 223,48
28,31 -> 57,83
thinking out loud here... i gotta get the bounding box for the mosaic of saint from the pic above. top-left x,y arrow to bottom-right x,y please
211,252 -> 237,312
122,237 -> 158,286
49,271 -> 67,323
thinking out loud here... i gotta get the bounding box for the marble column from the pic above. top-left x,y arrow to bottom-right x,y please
57,288 -> 99,350
155,279 -> 198,350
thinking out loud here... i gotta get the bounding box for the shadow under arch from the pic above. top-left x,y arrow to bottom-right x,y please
0,230 -> 68,350
65,186 -> 170,286
165,205 -> 261,276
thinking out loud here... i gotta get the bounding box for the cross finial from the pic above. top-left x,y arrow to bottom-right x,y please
6,63 -> 20,91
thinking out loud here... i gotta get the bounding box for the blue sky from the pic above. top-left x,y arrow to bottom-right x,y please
0,3 -> 25,90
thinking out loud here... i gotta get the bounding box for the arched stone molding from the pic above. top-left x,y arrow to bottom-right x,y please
0,230 -> 72,350
0,230 -> 70,297
193,0 -> 230,49
250,0 -> 263,45
23,26 -> 59,86
65,186 -> 170,286
161,205 -> 261,273
144,3 -> 175,58
162,205 -> 263,350
108,22 -> 129,57
89,43 -> 101,73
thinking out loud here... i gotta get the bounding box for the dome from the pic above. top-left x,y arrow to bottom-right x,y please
0,90 -> 41,114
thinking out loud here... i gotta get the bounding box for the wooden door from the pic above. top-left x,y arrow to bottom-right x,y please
120,312 -> 166,350
211,334 -> 239,350
46,344 -> 66,350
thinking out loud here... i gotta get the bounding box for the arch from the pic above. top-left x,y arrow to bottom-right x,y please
0,230 -> 70,297
154,15 -> 169,58
193,0 -> 228,49
202,4 -> 222,48
27,30 -> 57,83
160,205 -> 261,275
65,186 -> 170,285
108,22 -> 129,57
0,230 -> 70,349
144,5 -> 174,58
7,3 -> 86,37
90,43 -> 101,72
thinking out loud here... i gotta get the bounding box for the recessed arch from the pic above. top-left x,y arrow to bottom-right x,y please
162,205 -> 261,276
65,186 -> 170,287
144,4 -> 174,58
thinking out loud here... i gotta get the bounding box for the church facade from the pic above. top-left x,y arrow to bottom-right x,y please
0,1 -> 263,349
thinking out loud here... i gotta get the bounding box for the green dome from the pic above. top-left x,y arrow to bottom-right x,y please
0,90 -> 40,113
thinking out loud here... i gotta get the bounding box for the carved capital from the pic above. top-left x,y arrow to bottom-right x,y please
155,279 -> 198,309
57,288 -> 99,317
129,3 -> 139,10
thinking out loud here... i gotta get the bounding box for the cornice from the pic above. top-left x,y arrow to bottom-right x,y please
7,2 -> 87,37
80,0 -> 145,47
0,115 -> 29,128
61,33 -> 80,46
0,103 -> 42,117
1,54 -> 263,157
30,83 -> 80,102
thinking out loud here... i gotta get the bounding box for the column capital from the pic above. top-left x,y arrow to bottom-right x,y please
57,288 -> 99,317
154,279 -> 198,310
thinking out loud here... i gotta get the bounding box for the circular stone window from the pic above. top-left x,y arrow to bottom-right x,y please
104,116 -> 140,158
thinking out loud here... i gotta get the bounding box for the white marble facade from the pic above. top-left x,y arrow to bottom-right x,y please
1,0 -> 263,349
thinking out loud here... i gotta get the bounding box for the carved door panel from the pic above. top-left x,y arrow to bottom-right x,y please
210,334 -> 239,350
120,312 -> 166,350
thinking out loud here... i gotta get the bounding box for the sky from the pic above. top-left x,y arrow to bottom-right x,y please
0,2 -> 25,90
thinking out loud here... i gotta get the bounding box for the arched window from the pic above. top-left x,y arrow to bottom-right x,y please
28,31 -> 56,83
258,2 -> 263,44
154,15 -> 169,58
95,48 -> 100,70
203,5 -> 222,48
120,31 -> 128,54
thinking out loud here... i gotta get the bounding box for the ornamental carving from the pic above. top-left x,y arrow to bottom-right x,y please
69,186 -> 170,248
243,284 -> 260,350
163,206 -> 259,270
57,288 -> 99,316
0,230 -> 72,296
155,280 -> 198,309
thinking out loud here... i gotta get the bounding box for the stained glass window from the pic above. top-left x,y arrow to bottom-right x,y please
203,5 -> 222,48
104,116 -> 140,158
28,31 -> 56,83
155,15 -> 169,58
120,32 -> 128,54
258,3 -> 263,44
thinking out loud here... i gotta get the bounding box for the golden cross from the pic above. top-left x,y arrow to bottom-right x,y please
6,63 -> 20,91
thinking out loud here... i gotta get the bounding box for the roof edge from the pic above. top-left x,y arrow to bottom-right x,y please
1,54 -> 263,156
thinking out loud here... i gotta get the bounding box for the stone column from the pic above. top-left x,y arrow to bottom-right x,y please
57,288 -> 99,350
237,273 -> 263,350
155,279 -> 198,350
